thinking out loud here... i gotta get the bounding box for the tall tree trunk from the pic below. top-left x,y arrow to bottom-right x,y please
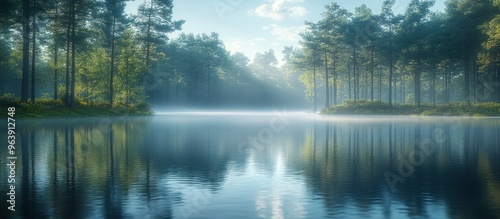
313,54 -> 317,113
401,76 -> 405,104
53,2 -> 59,100
324,50 -> 329,108
378,65 -> 382,100
31,0 -> 36,103
333,52 -> 337,105
330,85 -> 333,106
65,19 -> 70,106
394,73 -> 397,104
348,59 -> 351,100
353,46 -> 357,102
432,65 -> 436,106
21,0 -> 30,103
70,0 -> 76,108
364,66 -> 368,99
388,52 -> 393,107
388,26 -> 393,107
473,59 -> 477,103
110,15 -> 116,106
85,76 -> 89,104
464,58 -> 470,106
442,66 -> 446,103
415,65 -> 421,109
370,45 -> 374,101
444,60 -> 449,103
362,68 -> 365,99
399,75 -> 405,104
126,84 -> 130,107
146,0 -> 154,72
54,45 -> 58,100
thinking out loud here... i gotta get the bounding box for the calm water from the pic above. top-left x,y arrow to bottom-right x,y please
1,113 -> 500,219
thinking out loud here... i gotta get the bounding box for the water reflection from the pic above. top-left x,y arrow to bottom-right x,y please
0,116 -> 499,218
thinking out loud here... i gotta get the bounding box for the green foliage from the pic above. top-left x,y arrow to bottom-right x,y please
288,0 -> 500,109
72,30 -> 148,108
250,49 -> 284,86
8,42 -> 22,77
0,97 -> 152,119
76,47 -> 110,104
322,99 -> 392,114
135,101 -> 151,112
0,93 -> 20,107
322,100 -> 500,116
478,0 -> 500,72
116,28 -> 146,106
419,102 -> 500,116
136,0 -> 184,44
298,70 -> 316,101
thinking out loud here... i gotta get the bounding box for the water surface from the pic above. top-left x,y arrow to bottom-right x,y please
1,114 -> 499,218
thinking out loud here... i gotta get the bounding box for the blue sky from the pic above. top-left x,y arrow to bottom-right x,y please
126,0 -> 446,65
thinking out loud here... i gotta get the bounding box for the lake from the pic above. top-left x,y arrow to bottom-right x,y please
1,113 -> 500,218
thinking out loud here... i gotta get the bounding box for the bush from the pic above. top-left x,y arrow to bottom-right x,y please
322,99 -> 391,114
35,98 -> 65,108
0,93 -> 20,107
135,101 -> 151,112
322,100 -> 500,116
0,94 -> 153,118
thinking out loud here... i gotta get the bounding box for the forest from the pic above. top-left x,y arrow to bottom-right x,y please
0,0 -> 499,114
288,0 -> 500,113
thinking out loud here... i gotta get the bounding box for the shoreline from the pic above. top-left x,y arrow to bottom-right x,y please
320,100 -> 500,117
0,99 -> 153,119
2,99 -> 500,119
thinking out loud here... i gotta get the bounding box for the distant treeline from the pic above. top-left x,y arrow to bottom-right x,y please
284,0 -> 500,112
0,0 -> 307,109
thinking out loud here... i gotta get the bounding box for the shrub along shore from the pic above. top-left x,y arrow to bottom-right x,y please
0,96 -> 153,119
321,100 -> 500,117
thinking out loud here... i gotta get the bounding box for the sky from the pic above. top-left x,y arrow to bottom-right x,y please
125,0 -> 446,66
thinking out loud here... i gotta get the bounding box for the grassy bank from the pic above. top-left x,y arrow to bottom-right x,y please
0,96 -> 153,119
321,99 -> 500,116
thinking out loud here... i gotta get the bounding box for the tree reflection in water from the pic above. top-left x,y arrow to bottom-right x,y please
1,116 -> 499,218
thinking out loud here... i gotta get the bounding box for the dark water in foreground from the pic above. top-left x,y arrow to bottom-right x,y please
1,113 -> 500,219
